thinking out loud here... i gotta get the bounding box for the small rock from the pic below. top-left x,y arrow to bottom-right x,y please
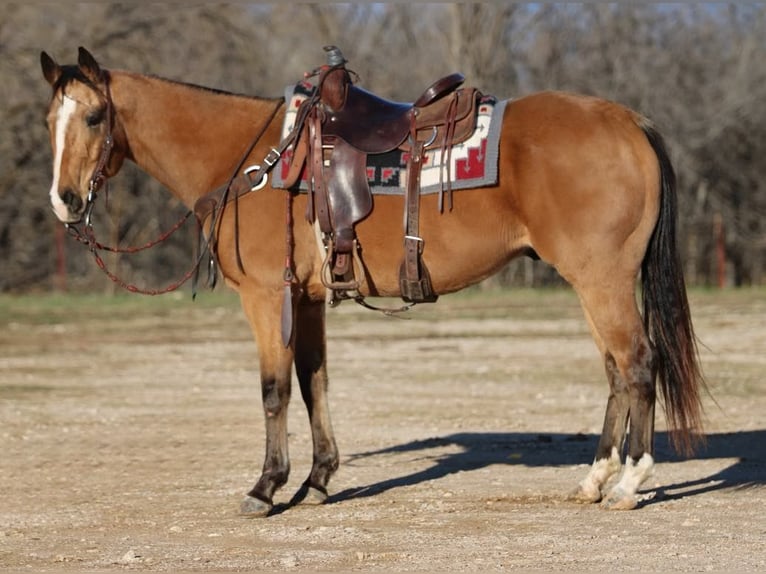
118,549 -> 141,564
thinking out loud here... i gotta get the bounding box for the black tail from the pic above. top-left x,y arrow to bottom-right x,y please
640,121 -> 706,455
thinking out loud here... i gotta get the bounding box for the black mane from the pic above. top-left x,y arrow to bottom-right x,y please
54,65 -> 281,104
146,74 -> 253,99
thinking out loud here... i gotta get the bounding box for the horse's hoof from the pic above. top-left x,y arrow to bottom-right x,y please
600,488 -> 637,510
240,495 -> 272,517
568,482 -> 602,504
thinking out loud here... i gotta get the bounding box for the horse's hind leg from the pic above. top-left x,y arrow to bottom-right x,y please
291,299 -> 339,505
569,306 -> 628,504
570,282 -> 657,510
238,289 -> 295,517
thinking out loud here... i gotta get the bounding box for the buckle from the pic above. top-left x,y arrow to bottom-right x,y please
263,147 -> 281,167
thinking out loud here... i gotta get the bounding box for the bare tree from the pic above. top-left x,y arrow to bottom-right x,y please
1,4 -> 763,292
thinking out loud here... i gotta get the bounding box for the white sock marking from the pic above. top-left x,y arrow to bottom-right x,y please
615,452 -> 655,495
579,446 -> 622,496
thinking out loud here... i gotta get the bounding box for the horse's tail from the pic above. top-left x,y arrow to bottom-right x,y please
639,119 -> 706,455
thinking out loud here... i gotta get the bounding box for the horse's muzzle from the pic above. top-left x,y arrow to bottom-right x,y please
61,188 -> 84,213
53,187 -> 86,223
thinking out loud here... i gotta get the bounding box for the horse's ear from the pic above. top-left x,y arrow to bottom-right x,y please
40,51 -> 61,86
77,46 -> 103,84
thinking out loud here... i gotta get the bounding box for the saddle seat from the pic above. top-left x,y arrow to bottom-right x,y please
322,72 -> 468,154
323,85 -> 412,154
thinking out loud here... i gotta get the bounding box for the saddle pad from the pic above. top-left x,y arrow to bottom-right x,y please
272,82 -> 507,195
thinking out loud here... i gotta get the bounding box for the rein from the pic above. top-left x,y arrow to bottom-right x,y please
202,99 -> 286,277
67,211 -> 193,255
66,216 -> 205,295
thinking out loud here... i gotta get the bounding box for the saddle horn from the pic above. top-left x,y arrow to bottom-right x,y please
323,45 -> 347,67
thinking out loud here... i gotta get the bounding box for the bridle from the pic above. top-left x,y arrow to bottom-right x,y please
63,71 -> 286,298
64,72 -> 202,295
82,73 -> 115,228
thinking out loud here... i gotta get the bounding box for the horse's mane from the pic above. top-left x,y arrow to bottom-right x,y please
144,73 -> 263,101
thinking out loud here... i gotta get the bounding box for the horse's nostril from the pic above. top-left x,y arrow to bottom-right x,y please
61,188 -> 83,212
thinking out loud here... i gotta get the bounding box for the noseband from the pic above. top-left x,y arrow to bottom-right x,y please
82,75 -> 115,227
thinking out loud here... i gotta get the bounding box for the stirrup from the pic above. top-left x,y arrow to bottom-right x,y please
320,238 -> 365,293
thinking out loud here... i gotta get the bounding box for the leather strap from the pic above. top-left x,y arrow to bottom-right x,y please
400,114 -> 438,303
309,112 -> 332,236
439,91 -> 461,212
403,139 -> 425,284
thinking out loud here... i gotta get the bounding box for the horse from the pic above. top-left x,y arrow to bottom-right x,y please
40,47 -> 705,515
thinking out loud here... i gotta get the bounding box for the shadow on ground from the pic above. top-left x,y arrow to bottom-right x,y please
327,430 -> 765,506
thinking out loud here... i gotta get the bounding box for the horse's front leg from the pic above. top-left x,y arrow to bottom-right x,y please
238,288 -> 295,517
291,299 -> 339,506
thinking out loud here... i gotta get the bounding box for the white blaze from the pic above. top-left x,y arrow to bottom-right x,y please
49,95 -> 78,221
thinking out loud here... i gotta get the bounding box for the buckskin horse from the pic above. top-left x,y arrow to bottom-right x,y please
40,47 -> 705,515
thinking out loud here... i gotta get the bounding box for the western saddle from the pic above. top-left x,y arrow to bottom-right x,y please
280,46 -> 482,305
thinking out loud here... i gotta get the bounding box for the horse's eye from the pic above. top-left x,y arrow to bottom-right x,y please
86,108 -> 105,127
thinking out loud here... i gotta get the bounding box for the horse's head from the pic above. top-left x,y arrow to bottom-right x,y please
41,47 -> 126,223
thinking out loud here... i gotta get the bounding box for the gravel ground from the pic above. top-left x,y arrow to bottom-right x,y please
1,289 -> 764,572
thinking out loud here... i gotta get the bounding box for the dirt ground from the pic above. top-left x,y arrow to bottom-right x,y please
1,289 -> 764,572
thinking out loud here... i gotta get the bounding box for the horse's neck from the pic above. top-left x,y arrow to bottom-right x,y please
112,71 -> 281,208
